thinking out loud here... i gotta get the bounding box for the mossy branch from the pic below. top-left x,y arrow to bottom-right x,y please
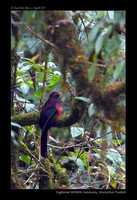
11,100 -> 87,127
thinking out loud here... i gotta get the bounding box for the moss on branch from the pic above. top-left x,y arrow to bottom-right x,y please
11,112 -> 40,126
11,100 -> 87,127
44,11 -> 90,95
104,80 -> 125,98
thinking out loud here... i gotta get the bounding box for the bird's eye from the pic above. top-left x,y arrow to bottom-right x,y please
54,93 -> 59,98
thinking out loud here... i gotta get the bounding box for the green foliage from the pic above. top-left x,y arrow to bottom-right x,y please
74,96 -> 91,103
113,60 -> 125,81
95,33 -> 104,54
88,103 -> 95,117
19,154 -> 31,164
88,64 -> 97,82
34,89 -> 42,99
49,75 -> 61,86
114,11 -> 125,26
11,10 -> 125,190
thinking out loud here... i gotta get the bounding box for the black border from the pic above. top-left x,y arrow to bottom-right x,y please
1,1 -> 130,199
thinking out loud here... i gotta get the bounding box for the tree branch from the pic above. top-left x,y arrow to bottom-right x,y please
25,25 -> 58,50
11,100 -> 87,127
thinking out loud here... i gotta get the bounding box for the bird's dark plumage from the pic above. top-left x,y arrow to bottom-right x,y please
39,91 -> 63,158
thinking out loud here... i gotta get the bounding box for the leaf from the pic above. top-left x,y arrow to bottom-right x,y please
111,139 -> 123,145
106,148 -> 123,165
49,75 -> 61,86
75,158 -> 86,171
88,64 -> 97,82
103,35 -> 121,61
26,80 -> 34,88
69,156 -> 86,171
80,151 -> 88,167
95,33 -> 104,54
88,103 -> 95,117
32,63 -> 42,73
70,127 -> 84,138
53,71 -> 61,76
12,139 -> 19,147
18,62 -> 32,71
87,166 -> 92,173
20,83 -> 30,94
90,24 -> 100,42
100,71 -> 109,92
11,122 -> 21,128
48,61 -> 56,69
107,65 -> 114,75
11,130 -> 16,138
114,11 -> 125,26
19,154 -> 31,164
97,11 -> 107,18
25,103 -> 35,112
108,165 -> 116,177
17,51 -> 24,57
111,178 -> 117,188
34,90 -> 42,99
74,96 -> 91,103
108,11 -> 114,20
113,60 -> 125,81
93,153 -> 101,159
119,162 -> 125,172
16,70 -> 23,76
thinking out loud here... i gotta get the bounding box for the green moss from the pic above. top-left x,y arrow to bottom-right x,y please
11,112 -> 40,126
52,161 -> 69,188
39,158 -> 54,189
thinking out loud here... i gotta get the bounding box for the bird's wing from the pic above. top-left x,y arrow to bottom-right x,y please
40,105 -> 58,133
40,105 -> 58,158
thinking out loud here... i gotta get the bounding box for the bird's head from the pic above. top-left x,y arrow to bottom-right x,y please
49,91 -> 62,99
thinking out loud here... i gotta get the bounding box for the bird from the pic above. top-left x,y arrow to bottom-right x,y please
39,91 -> 63,158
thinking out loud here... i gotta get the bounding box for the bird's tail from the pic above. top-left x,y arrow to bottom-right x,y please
41,128 -> 49,158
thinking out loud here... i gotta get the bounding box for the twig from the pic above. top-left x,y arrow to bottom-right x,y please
48,141 -> 87,150
88,55 -> 125,68
106,165 -> 111,189
28,39 -> 40,52
23,164 -> 39,185
39,55 -> 48,110
20,140 -> 45,170
114,131 -> 122,146
25,25 -> 58,50
47,130 -> 113,151
18,166 -> 37,174
36,55 -> 48,158
93,131 -> 113,141
79,16 -> 89,42
66,73 -> 77,97
88,61 -> 106,68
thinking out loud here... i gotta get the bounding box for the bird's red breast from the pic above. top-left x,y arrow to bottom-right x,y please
56,106 -> 63,120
